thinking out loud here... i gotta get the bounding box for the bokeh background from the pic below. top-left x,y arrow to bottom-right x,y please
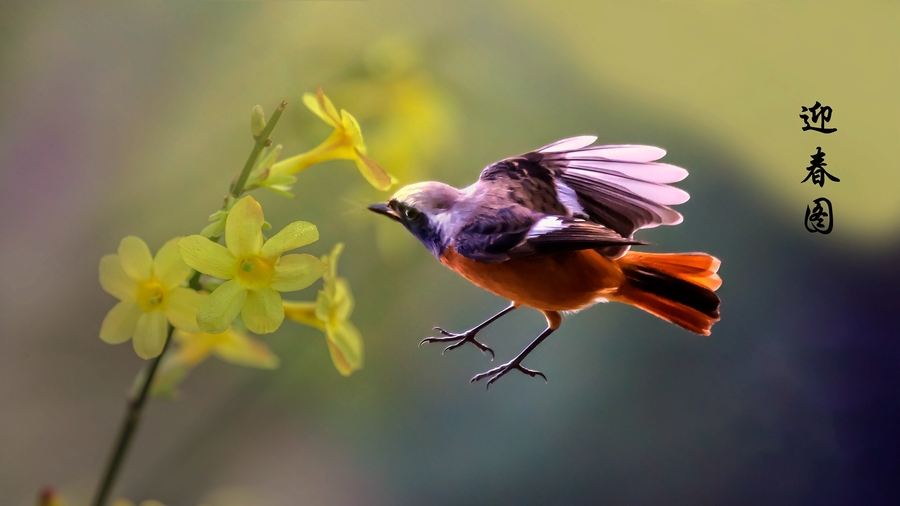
1,1 -> 898,504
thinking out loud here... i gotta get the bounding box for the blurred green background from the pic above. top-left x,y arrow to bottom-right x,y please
1,1 -> 898,504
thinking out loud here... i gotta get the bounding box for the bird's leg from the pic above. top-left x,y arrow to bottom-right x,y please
471,310 -> 561,388
421,303 -> 517,360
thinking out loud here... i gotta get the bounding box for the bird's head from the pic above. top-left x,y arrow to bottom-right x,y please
368,182 -> 462,257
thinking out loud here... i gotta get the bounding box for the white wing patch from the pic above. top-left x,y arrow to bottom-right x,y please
527,216 -> 568,239
555,179 -> 586,216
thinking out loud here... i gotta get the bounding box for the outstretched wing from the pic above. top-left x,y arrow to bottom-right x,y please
457,136 -> 690,263
532,136 -> 690,238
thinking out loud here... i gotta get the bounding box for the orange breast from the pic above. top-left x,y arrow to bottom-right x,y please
440,247 -> 624,311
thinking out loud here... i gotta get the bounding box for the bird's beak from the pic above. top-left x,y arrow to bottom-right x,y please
368,202 -> 401,222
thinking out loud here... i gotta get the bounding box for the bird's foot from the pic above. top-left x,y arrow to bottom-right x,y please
420,327 -> 495,360
470,360 -> 547,389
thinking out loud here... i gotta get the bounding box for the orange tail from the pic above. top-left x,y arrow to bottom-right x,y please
613,252 -> 722,336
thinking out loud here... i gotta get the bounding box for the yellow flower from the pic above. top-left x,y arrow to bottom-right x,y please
144,326 -> 280,399
99,236 -> 205,359
269,87 -> 392,191
172,327 -> 279,369
283,243 -> 363,376
179,196 -> 326,335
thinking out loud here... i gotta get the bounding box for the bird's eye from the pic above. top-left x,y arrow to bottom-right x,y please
402,206 -> 420,220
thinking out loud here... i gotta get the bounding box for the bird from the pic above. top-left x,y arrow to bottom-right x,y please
368,135 -> 721,388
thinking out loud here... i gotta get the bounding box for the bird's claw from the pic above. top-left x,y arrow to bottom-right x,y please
420,327 -> 495,360
470,361 -> 548,389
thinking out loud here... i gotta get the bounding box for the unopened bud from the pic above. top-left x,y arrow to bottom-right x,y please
250,105 -> 266,138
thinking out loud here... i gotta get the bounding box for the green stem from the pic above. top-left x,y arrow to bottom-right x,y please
91,325 -> 175,506
188,101 -> 288,292
231,101 -> 288,198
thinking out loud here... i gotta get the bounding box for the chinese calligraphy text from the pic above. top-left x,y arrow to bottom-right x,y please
805,197 -> 834,234
800,101 -> 837,134
800,101 -> 841,234
801,147 -> 840,187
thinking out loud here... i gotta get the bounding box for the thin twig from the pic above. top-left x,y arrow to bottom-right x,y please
90,325 -> 174,506
231,101 -> 288,198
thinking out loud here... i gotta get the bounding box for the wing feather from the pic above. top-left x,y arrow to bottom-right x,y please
535,137 -> 691,237
564,159 -> 688,183
537,135 -> 598,153
563,145 -> 667,163
458,136 -> 693,261
562,172 -> 683,232
565,168 -> 689,205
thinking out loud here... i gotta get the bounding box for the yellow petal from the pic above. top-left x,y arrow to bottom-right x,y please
340,110 -> 366,152
213,330 -> 280,369
354,151 -> 392,191
99,301 -> 142,344
302,86 -> 340,127
327,339 -> 353,376
326,320 -> 363,376
178,235 -> 235,279
226,196 -> 265,256
112,501 -> 136,506
320,243 -> 343,300
272,131 -> 357,176
269,153 -> 313,177
315,289 -> 330,322
260,221 -> 319,259
333,278 -> 354,320
133,310 -> 168,359
270,254 -> 327,292
197,280 -> 247,334
241,287 -> 283,334
118,236 -> 153,280
282,300 -> 324,329
164,287 -> 205,332
172,329 -> 217,367
99,254 -> 137,301
322,242 -> 344,281
154,237 -> 192,288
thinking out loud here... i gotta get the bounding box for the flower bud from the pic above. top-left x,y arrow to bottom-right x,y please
250,105 -> 266,138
